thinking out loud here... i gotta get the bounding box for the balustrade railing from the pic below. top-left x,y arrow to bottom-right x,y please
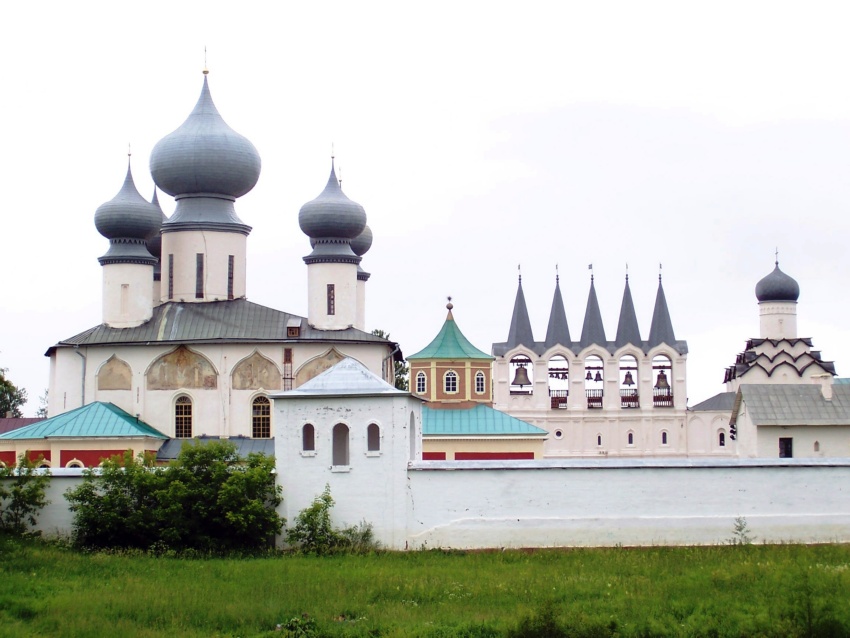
653,388 -> 674,407
549,389 -> 568,409
585,388 -> 603,409
620,388 -> 639,408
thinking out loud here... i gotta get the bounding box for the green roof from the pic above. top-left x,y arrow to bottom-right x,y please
422,404 -> 547,436
407,309 -> 493,360
0,402 -> 168,440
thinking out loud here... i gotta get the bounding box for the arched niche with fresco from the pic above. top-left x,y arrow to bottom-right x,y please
295,348 -> 347,387
231,351 -> 282,391
146,346 -> 218,390
97,355 -> 132,391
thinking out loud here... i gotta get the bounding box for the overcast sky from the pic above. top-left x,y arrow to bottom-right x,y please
3,1 -> 850,415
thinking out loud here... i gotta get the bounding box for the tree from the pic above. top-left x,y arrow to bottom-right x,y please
0,453 -> 51,534
65,441 -> 283,552
371,329 -> 410,391
0,368 -> 27,418
35,389 -> 48,419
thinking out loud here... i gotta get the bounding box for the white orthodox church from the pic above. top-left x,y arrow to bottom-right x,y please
24,71 -> 399,467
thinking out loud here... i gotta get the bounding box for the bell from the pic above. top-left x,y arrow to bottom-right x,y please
511,365 -> 531,387
594,371 -> 603,382
654,370 -> 670,390
585,371 -> 593,381
623,371 -> 634,386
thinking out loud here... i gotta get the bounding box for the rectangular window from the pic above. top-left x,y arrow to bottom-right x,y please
195,254 -> 204,299
168,254 -> 174,300
120,284 -> 129,314
227,255 -> 234,300
327,284 -> 335,315
779,437 -> 793,458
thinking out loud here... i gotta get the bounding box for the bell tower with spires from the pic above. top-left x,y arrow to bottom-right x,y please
149,69 -> 261,304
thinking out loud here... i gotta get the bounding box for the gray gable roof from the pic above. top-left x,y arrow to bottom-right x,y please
505,277 -> 535,350
46,299 -> 400,358
648,276 -> 676,348
579,277 -> 606,349
689,391 -> 736,412
731,384 -> 850,426
615,276 -> 641,349
544,278 -> 570,349
272,357 -> 407,398
156,435 -> 274,462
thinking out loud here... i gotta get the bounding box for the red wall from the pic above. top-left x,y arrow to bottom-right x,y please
0,451 -> 16,466
422,452 -> 447,461
454,452 -> 535,460
60,449 -> 127,468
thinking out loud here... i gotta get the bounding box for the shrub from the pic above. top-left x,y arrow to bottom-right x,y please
286,484 -> 379,555
0,453 -> 50,534
65,441 -> 283,552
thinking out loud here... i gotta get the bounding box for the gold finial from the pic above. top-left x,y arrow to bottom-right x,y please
203,46 -> 209,75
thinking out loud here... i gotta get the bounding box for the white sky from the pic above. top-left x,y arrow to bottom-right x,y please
2,1 -> 850,415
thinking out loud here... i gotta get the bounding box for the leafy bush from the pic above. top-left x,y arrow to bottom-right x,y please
65,441 -> 283,552
0,453 -> 50,534
286,484 -> 379,555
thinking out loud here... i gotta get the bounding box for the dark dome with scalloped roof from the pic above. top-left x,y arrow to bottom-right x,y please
756,262 -> 800,302
95,163 -> 162,242
150,75 -> 261,199
299,162 -> 367,240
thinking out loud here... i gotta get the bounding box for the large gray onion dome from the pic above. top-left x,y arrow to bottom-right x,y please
756,261 -> 800,302
94,162 -> 160,266
150,74 -> 261,199
299,162 -> 367,240
351,224 -> 373,257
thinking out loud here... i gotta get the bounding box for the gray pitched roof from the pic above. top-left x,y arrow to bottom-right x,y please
272,356 -> 407,398
648,276 -> 676,348
689,391 -> 736,412
579,277 -> 606,349
544,278 -> 570,349
505,277 -> 535,350
156,435 -> 274,462
723,338 -> 836,384
46,299 -> 401,359
615,276 -> 641,348
731,384 -> 850,426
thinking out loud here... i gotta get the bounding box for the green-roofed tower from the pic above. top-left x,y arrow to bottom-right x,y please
408,300 -> 495,406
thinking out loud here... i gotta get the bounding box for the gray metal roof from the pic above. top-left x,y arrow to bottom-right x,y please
731,384 -> 850,426
156,435 -> 274,462
544,278 -> 570,349
272,356 -> 408,398
689,391 -> 736,412
723,338 -> 836,384
505,276 -> 535,350
579,277 -> 606,349
648,276 -> 676,349
46,299 -> 401,358
615,276 -> 642,348
755,261 -> 799,302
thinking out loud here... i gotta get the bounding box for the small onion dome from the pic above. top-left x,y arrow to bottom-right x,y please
299,162 -> 367,240
95,162 -> 162,242
351,224 -> 373,257
756,262 -> 800,302
146,188 -> 169,260
150,75 -> 261,199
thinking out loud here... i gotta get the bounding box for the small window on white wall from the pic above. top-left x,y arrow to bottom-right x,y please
661,431 -> 668,446
627,431 -> 634,446
719,431 -> 726,447
367,423 -> 380,452
333,423 -> 350,466
416,371 -> 426,394
302,424 -> 315,452
444,370 -> 458,393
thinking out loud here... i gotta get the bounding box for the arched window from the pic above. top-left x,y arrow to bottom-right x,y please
652,355 -> 673,407
585,355 -> 604,408
367,423 -> 380,452
252,396 -> 271,438
627,431 -> 634,446
302,424 -> 315,452
175,395 -> 193,438
719,431 -> 726,447
814,440 -> 820,452
661,431 -> 668,445
416,371 -> 426,394
475,371 -> 486,394
444,370 -> 458,393
597,434 -> 602,447
619,354 -> 639,408
332,423 -> 349,466
65,459 -> 84,469
548,355 -> 569,408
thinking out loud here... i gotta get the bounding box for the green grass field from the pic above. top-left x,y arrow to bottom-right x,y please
1,535 -> 849,637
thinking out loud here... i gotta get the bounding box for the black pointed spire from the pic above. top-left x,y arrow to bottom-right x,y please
580,275 -> 606,349
506,269 -> 535,349
648,273 -> 676,347
545,271 -> 570,349
615,274 -> 641,348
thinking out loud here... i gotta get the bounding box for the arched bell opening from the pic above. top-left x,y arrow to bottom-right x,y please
619,354 -> 639,409
652,354 -> 673,407
509,355 -> 533,395
584,355 -> 604,409
548,355 -> 569,409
